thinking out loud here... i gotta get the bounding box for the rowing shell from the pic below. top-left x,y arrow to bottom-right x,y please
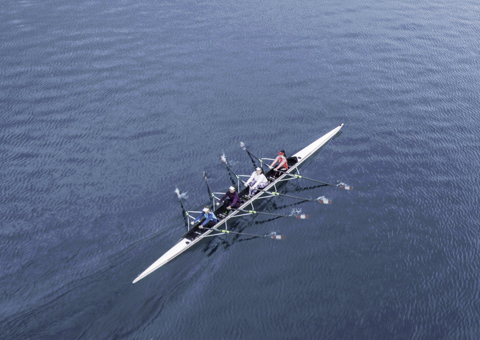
132,124 -> 344,284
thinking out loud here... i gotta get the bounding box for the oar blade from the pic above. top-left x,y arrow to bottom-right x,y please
269,232 -> 285,240
317,196 -> 332,204
296,214 -> 309,219
338,183 -> 353,191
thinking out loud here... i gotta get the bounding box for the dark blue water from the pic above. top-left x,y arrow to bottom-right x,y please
1,0 -> 479,338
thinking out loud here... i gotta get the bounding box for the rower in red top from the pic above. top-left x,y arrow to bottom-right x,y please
270,150 -> 289,178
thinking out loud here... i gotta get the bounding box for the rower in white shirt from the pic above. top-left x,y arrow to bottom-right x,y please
245,167 -> 269,197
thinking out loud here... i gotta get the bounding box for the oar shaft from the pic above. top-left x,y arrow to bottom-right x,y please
236,209 -> 301,219
203,172 -> 215,199
239,142 -> 266,168
203,227 -> 267,238
289,174 -> 336,187
271,191 -> 313,202
247,150 -> 263,165
175,190 -> 190,229
221,159 -> 246,185
179,200 -> 188,213
219,229 -> 267,238
246,150 -> 257,169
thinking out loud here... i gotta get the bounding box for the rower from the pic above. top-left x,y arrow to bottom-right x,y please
245,167 -> 269,197
191,206 -> 218,229
216,186 -> 241,215
270,150 -> 289,178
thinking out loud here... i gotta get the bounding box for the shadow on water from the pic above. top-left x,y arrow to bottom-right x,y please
196,176 -> 335,258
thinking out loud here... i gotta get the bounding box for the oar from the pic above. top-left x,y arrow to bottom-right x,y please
220,154 -> 237,186
238,142 -> 259,169
270,191 -> 332,204
175,188 -> 190,228
251,185 -> 331,205
204,227 -> 285,240
239,142 -> 266,170
235,208 -> 309,219
203,171 -> 216,206
288,174 -> 353,190
220,154 -> 247,185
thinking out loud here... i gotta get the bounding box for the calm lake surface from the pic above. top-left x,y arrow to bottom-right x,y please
1,0 -> 479,338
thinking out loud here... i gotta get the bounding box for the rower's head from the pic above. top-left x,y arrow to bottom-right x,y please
203,206 -> 210,213
278,150 -> 285,156
255,167 -> 263,174
229,186 -> 235,193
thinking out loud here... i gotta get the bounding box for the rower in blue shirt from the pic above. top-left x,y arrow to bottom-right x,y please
191,206 -> 218,229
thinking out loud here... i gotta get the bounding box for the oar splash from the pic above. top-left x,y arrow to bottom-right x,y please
289,208 -> 309,220
220,153 -> 246,185
174,188 -> 188,200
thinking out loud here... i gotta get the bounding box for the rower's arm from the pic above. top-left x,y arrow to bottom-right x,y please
245,173 -> 254,186
274,157 -> 287,170
202,213 -> 213,225
270,156 -> 279,168
260,174 -> 269,185
231,193 -> 239,206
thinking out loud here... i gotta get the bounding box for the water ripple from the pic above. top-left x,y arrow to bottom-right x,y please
1,0 -> 480,338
